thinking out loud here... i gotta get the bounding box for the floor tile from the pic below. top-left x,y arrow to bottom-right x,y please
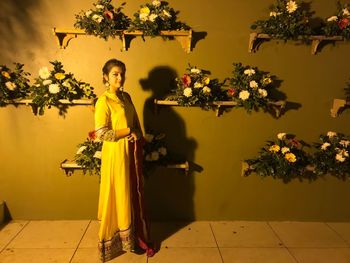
8,220 -> 89,249
220,248 -> 297,263
79,220 -> 99,248
0,221 -> 28,251
148,247 -> 222,263
211,221 -> 282,248
289,248 -> 350,263
0,248 -> 75,263
327,223 -> 350,245
269,222 -> 348,248
71,248 -> 147,263
151,221 -> 216,248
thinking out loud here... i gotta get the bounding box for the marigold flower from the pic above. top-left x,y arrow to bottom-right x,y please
1,71 -> 10,79
54,72 -> 65,80
285,152 -> 297,163
286,0 -> 298,13
203,77 -> 210,85
239,90 -> 250,101
269,144 -> 280,153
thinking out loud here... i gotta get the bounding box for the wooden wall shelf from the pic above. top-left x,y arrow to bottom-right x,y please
2,99 -> 94,106
61,159 -> 190,176
53,28 -> 192,53
249,32 -> 344,54
154,99 -> 286,117
331,99 -> 350,117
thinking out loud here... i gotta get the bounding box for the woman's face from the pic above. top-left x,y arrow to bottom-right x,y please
105,66 -> 125,90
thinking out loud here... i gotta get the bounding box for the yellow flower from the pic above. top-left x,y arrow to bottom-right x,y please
54,72 -> 66,80
262,77 -> 272,85
1,71 -> 10,79
285,152 -> 297,163
203,77 -> 210,85
140,6 -> 150,15
269,144 -> 280,153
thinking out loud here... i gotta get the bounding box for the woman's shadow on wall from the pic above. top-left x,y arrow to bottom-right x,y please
140,66 -> 198,249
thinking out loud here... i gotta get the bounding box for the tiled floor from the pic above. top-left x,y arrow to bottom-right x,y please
0,221 -> 350,262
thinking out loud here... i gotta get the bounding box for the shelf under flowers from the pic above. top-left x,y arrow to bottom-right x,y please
7,99 -> 94,105
60,159 -> 190,176
331,98 -> 350,117
2,99 -> 94,106
248,32 -> 345,54
154,99 -> 286,117
53,28 -> 192,53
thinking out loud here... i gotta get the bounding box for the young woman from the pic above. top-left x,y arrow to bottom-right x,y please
94,59 -> 154,261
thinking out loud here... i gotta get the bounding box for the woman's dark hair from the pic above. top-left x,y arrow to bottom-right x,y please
102,59 -> 126,84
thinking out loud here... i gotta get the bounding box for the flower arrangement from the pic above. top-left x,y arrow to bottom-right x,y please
167,65 -> 225,108
227,63 -> 278,113
244,133 -> 310,181
321,2 -> 350,39
74,0 -> 130,39
312,131 -> 350,177
250,0 -> 312,40
75,133 -> 102,176
0,63 -> 30,106
129,0 -> 190,37
31,61 -> 96,115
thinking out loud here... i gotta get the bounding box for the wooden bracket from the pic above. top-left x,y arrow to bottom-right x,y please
52,28 -> 86,49
310,35 -> 343,55
268,100 -> 286,118
248,33 -> 271,53
330,99 -> 348,117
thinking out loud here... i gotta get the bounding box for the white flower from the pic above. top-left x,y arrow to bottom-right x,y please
158,147 -> 167,156
139,12 -> 149,21
162,9 -> 172,18
327,16 -> 338,22
183,87 -> 192,97
76,146 -> 87,155
336,153 -> 346,162
144,134 -> 154,143
343,8 -> 350,16
243,68 -> 255,76
202,86 -> 211,94
270,11 -> 278,17
281,147 -> 290,154
145,154 -> 152,161
277,133 -> 286,140
93,151 -> 102,159
258,88 -> 268,97
340,140 -> 350,147
239,90 -> 250,101
152,0 -> 161,7
194,82 -> 203,88
5,81 -> 16,90
249,80 -> 258,89
43,79 -> 52,86
85,10 -> 93,17
327,131 -> 337,138
286,0 -> 298,13
151,151 -> 159,161
92,14 -> 103,23
48,84 -> 60,94
190,68 -> 201,74
321,142 -> 331,150
95,4 -> 104,9
149,13 -> 158,22
39,67 -> 50,79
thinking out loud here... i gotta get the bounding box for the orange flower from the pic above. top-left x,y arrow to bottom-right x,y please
1,71 -> 10,79
181,74 -> 191,87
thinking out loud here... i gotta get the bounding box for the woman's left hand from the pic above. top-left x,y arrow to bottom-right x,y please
127,128 -> 141,143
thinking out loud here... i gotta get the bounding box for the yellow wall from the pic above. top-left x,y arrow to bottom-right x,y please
1,0 -> 350,220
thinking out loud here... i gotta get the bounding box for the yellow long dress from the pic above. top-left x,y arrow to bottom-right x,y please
95,90 -> 136,261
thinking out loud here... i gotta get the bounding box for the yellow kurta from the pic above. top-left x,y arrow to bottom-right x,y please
95,90 -> 136,260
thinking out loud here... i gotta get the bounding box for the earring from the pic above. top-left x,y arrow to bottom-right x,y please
105,82 -> 110,87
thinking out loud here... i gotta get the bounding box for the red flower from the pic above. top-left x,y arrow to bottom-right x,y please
181,74 -> 191,87
88,130 -> 96,140
289,139 -> 301,148
338,18 -> 350,30
227,88 -> 235,96
104,10 -> 114,20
